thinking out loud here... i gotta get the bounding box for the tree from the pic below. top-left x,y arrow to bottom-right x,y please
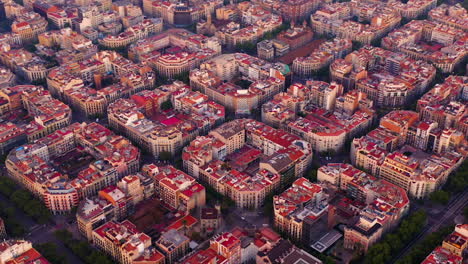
9,224 -> 26,237
250,108 -> 260,119
262,31 -> 274,40
31,79 -> 47,87
0,177 -> 16,197
235,42 -> 256,54
155,75 -> 169,87
397,225 -> 453,264
307,169 -> 317,182
43,57 -> 59,69
55,229 -> 113,264
0,177 -> 51,224
429,190 -> 450,205
54,229 -> 73,244
181,218 -> 188,236
220,162 -> 231,171
221,196 -> 235,213
314,66 -> 330,82
191,231 -> 202,241
160,100 -> 173,111
88,251 -> 113,264
370,38 -> 381,47
24,43 -> 37,53
385,233 -> 403,252
235,79 -> 252,89
172,72 -> 190,84
11,190 -> 31,206
188,23 -> 197,33
0,204 -> 22,237
444,160 -> 468,193
263,193 -> 274,217
10,190 -> 51,223
158,151 -> 172,161
351,40 -> 363,51
362,210 -> 427,264
35,243 -> 67,264
24,200 -> 43,217
0,203 -> 26,237
0,20 -> 12,33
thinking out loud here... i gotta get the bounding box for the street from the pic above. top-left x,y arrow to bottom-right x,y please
390,189 -> 468,263
4,74 -> 466,264
0,183 -> 82,264
224,208 -> 271,231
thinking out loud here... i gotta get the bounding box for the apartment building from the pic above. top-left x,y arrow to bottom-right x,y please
274,178 -> 328,243
210,232 -> 242,264
318,163 -> 409,253
0,240 -> 50,264
0,85 -> 72,155
92,220 -> 165,264
148,165 -> 206,213
156,229 -> 190,264
183,119 -> 312,208
108,84 -> 224,158
6,123 -> 140,214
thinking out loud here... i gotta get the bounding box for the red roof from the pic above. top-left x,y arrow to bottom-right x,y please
15,22 -> 29,28
161,116 -> 182,126
5,248 -> 50,264
182,248 -> 227,264
166,215 -> 197,231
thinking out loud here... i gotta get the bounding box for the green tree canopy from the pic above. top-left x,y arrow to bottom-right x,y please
362,210 -> 427,264
158,151 -> 172,161
429,190 -> 450,205
160,100 -> 173,111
